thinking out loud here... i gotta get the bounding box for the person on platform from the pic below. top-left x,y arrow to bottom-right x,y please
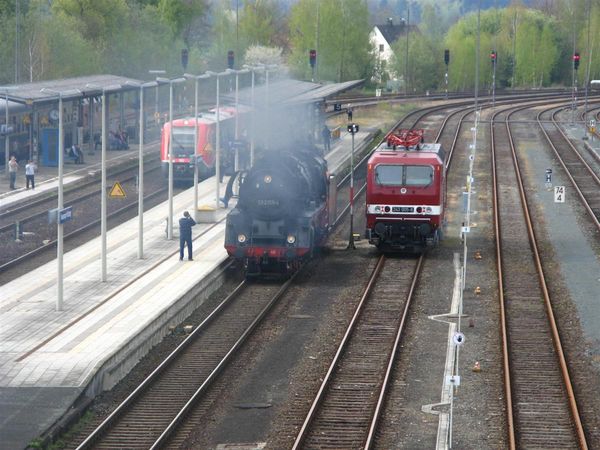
8,156 -> 19,189
25,160 -> 37,190
72,145 -> 84,164
220,170 -> 245,208
321,125 -> 331,153
179,211 -> 197,261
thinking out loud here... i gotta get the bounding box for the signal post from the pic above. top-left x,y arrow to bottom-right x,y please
347,122 -> 359,250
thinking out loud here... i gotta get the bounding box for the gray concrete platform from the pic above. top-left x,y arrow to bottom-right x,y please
0,128 -> 375,450
0,140 -> 159,210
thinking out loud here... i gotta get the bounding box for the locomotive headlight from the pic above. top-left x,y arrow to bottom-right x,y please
287,235 -> 296,244
425,206 -> 432,213
264,175 -> 272,183
237,233 -> 247,243
374,205 -> 381,212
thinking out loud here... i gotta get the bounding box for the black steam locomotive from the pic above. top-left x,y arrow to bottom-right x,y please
224,148 -> 330,276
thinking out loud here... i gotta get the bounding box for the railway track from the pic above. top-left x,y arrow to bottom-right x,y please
70,276 -> 297,449
292,254 -> 423,449
54,93 -> 600,449
0,152 -> 161,221
0,159 -> 173,272
491,105 -> 588,449
65,134 -> 376,448
536,107 -> 600,229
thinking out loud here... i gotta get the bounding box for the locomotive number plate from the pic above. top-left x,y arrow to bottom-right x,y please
392,206 -> 414,213
257,199 -> 279,206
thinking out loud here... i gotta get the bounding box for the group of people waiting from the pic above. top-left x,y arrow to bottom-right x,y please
8,156 -> 37,190
93,128 -> 129,151
109,128 -> 129,150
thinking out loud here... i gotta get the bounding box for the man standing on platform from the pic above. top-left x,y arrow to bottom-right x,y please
25,160 -> 37,190
8,156 -> 19,190
179,211 -> 196,261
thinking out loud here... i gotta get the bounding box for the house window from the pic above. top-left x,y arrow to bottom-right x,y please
379,44 -> 384,52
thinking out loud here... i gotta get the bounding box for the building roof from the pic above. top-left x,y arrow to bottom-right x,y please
374,19 -> 417,45
0,75 -> 142,105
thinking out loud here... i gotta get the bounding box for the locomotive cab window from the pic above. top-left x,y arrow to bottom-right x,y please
375,164 -> 433,187
405,165 -> 433,186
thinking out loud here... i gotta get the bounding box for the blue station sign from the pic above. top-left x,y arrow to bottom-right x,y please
58,206 -> 73,224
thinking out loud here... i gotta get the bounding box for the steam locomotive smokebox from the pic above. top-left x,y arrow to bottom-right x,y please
195,205 -> 217,223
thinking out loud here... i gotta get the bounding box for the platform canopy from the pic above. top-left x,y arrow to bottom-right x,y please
225,78 -> 364,108
0,75 -> 143,105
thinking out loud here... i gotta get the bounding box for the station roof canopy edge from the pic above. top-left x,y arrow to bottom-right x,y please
224,78 -> 364,107
0,74 -> 143,105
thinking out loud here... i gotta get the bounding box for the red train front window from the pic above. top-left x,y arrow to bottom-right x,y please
375,164 -> 433,187
405,165 -> 433,186
171,127 -> 196,157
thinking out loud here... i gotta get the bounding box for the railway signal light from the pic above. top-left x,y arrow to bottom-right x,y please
309,49 -> 317,68
573,52 -> 580,70
444,49 -> 450,65
227,50 -> 234,69
347,123 -> 359,134
181,48 -> 189,70
490,50 -> 497,65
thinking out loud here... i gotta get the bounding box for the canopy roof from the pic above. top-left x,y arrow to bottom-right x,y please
0,75 -> 142,105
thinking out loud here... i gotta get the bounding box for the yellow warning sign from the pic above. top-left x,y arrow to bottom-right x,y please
109,181 -> 126,198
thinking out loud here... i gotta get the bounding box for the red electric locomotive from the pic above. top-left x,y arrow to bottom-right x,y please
160,106 -> 249,181
365,129 -> 446,252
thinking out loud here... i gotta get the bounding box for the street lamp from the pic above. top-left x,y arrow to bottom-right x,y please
148,70 -> 166,120
125,80 -> 158,259
156,76 -> 186,239
86,83 -> 122,281
40,87 -> 82,310
1,86 -> 17,176
184,72 -> 211,214
231,68 -> 249,171
243,64 -> 266,167
264,65 -> 278,150
347,122 -> 359,250
205,69 -> 234,209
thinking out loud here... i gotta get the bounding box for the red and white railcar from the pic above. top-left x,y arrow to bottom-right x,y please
160,106 -> 249,181
365,129 -> 446,252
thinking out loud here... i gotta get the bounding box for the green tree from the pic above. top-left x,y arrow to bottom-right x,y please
288,0 -> 372,82
0,13 -> 16,84
158,0 -> 207,47
52,0 -> 129,43
444,7 -> 567,90
205,0 -> 284,70
32,10 -> 100,79
390,30 -> 444,94
104,3 -> 182,78
204,0 -> 239,70
239,0 -> 282,48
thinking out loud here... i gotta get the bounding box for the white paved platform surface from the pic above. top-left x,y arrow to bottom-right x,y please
0,173 -> 231,449
0,129 -> 373,449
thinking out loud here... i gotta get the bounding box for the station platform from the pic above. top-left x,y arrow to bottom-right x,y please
0,128 -> 376,449
0,141 -> 159,210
